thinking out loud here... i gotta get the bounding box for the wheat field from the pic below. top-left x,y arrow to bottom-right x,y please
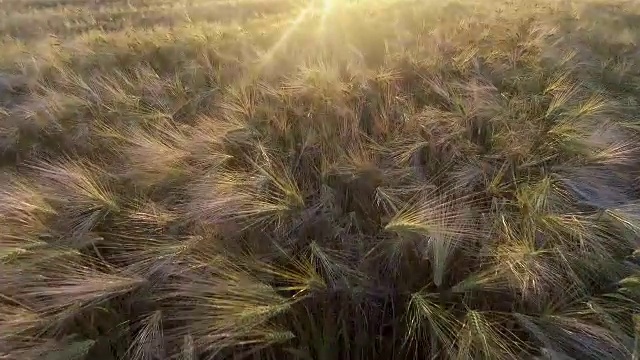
1,0 -> 640,359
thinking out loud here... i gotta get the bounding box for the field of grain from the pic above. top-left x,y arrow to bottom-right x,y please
1,0 -> 640,359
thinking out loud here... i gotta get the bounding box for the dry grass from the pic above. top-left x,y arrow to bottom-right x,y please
1,0 -> 640,358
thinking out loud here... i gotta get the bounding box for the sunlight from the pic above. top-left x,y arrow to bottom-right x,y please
255,0 -> 347,71
319,0 -> 334,35
254,5 -> 314,72
323,0 -> 335,12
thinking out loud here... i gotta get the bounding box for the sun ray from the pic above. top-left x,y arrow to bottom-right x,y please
253,4 -> 315,74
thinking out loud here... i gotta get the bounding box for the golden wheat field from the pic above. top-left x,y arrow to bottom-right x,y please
1,0 -> 640,358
